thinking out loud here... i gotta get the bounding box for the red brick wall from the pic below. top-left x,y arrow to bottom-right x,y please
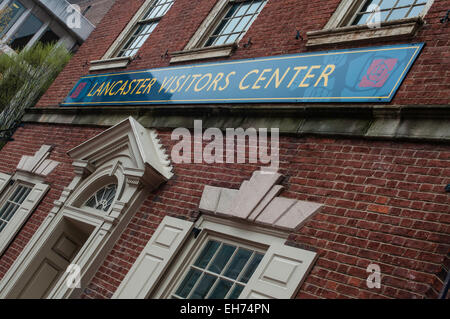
1,123 -> 448,299
0,124 -> 103,280
36,0 -> 450,108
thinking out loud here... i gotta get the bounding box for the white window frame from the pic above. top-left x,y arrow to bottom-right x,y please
152,215 -> 288,299
170,0 -> 267,64
306,0 -> 435,47
114,214 -> 318,299
90,0 -> 175,72
0,0 -> 75,53
0,173 -> 50,256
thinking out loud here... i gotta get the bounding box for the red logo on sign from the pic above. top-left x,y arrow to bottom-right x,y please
71,82 -> 87,98
359,59 -> 398,88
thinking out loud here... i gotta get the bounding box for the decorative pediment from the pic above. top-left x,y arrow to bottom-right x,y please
17,145 -> 59,177
67,117 -> 173,187
199,169 -> 322,231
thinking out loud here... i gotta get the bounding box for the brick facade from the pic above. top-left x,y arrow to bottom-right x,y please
0,123 -> 448,298
0,0 -> 449,299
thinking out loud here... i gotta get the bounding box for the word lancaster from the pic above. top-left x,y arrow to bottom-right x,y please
62,43 -> 423,105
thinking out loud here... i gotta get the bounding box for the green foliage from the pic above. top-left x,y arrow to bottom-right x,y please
0,42 -> 71,112
0,42 -> 71,129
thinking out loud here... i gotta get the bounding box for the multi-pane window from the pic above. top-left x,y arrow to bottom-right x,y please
0,0 -> 25,38
116,0 -> 175,57
9,12 -> 43,50
0,185 -> 31,232
203,0 -> 267,47
351,0 -> 429,25
172,238 -> 265,299
84,184 -> 117,212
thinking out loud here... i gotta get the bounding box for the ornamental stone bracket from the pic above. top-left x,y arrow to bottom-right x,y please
199,169 -> 323,231
16,145 -> 60,177
68,116 -> 173,187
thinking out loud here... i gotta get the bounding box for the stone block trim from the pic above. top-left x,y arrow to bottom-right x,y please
16,145 -> 59,177
199,169 -> 323,231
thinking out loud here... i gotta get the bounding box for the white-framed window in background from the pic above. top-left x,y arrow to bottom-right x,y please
90,0 -> 176,71
170,0 -> 268,63
0,183 -> 32,233
306,0 -> 435,47
113,215 -> 318,299
171,234 -> 266,299
0,171 -> 50,256
349,0 -> 432,26
201,0 -> 267,48
114,0 -> 175,58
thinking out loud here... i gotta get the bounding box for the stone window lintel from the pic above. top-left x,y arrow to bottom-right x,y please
306,16 -> 424,47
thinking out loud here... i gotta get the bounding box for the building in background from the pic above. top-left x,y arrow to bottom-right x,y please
67,0 -> 116,26
0,0 -> 115,54
0,0 -> 448,299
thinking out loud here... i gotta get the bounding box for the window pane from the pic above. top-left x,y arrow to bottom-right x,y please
85,184 -> 117,212
407,4 -> 425,17
362,0 -> 380,12
214,35 -> 228,46
0,185 -> 31,233
0,0 -> 25,38
234,16 -> 252,34
247,1 -> 264,15
143,0 -> 175,20
194,240 -> 220,269
204,36 -> 216,47
221,18 -> 239,35
396,0 -> 415,7
118,21 -> 158,57
207,244 -> 236,274
226,3 -> 240,18
387,7 -> 409,20
175,268 -> 202,298
10,13 -> 43,51
116,0 -> 173,57
240,253 -> 264,283
173,237 -> 266,299
228,284 -> 244,299
352,0 -> 428,25
189,274 -> 217,299
208,279 -> 233,299
379,0 -> 397,10
235,3 -> 251,17
0,202 -> 15,221
204,0 -> 267,47
226,33 -> 239,44
38,27 -> 60,45
224,248 -> 252,280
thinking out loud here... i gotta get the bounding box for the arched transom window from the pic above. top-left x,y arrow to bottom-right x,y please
84,184 -> 117,212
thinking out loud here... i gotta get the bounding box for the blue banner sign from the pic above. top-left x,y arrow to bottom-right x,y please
62,43 -> 424,106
